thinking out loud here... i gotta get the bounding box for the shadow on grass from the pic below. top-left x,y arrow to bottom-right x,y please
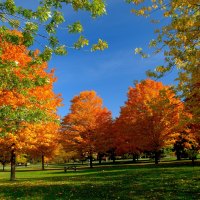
0,172 -> 199,200
0,162 -> 199,200
1,159 -> 199,173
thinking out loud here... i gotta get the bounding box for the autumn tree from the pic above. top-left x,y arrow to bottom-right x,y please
118,79 -> 183,164
18,122 -> 60,170
16,154 -> 28,165
51,144 -> 80,164
92,109 -> 113,164
173,132 -> 191,161
127,0 -> 200,136
62,91 -> 112,168
0,140 -> 10,171
0,30 -> 61,180
17,67 -> 61,170
175,112 -> 200,165
114,116 -> 141,163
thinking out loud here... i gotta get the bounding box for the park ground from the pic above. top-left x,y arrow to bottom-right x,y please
0,160 -> 200,200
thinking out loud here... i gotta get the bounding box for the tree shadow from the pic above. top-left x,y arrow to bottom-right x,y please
0,163 -> 199,200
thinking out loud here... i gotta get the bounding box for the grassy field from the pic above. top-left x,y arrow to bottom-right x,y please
0,161 -> 199,200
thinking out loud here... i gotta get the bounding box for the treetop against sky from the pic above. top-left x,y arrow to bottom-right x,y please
1,0 -> 179,118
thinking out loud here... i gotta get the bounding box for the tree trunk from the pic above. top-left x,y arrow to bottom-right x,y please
42,154 -> 45,170
89,155 -> 93,168
176,151 -> 181,160
154,151 -> 159,165
10,148 -> 16,181
3,163 -> 5,171
112,155 -> 115,163
132,154 -> 137,163
99,157 -> 102,165
98,153 -> 103,165
192,157 -> 195,166
112,151 -> 116,163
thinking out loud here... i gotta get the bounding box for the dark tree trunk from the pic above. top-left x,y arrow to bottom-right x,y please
42,154 -> 45,170
176,151 -> 181,160
99,157 -> 102,164
108,148 -> 116,163
111,151 -> 116,163
132,154 -> 137,163
1,161 -> 6,171
10,148 -> 16,181
112,154 -> 116,163
89,155 -> 93,168
98,153 -> 103,165
154,151 -> 159,165
192,157 -> 195,166
3,163 -> 5,171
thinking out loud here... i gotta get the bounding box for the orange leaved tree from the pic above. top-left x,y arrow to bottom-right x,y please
114,116 -> 141,162
92,109 -> 113,164
0,31 -> 61,180
18,122 -> 60,170
118,79 -> 183,164
17,68 -> 62,170
61,91 -> 112,168
175,112 -> 200,165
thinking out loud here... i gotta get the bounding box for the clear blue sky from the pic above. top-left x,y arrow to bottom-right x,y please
15,0 -> 178,118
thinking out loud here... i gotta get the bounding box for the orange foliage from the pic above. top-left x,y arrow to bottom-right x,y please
18,122 -> 60,159
0,31 -> 62,111
117,79 -> 183,159
0,30 -> 62,160
62,91 -> 112,165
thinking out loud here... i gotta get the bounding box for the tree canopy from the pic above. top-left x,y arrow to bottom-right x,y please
61,90 -> 112,168
0,30 -> 62,180
117,79 -> 183,164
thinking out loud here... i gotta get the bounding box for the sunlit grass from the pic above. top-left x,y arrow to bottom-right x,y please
0,161 -> 199,200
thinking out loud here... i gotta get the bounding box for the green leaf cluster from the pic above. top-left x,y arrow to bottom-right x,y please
74,36 -> 89,49
91,39 -> 108,51
0,105 -> 51,135
0,0 -> 108,58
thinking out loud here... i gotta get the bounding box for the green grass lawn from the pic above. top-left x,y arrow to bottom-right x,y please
0,161 -> 199,200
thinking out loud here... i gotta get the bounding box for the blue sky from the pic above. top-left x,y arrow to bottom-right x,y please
15,0 -> 178,118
